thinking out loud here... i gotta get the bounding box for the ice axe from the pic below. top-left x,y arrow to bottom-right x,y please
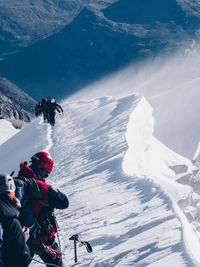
69,234 -> 92,263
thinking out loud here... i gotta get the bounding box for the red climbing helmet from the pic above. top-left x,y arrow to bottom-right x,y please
31,152 -> 54,174
42,98 -> 48,103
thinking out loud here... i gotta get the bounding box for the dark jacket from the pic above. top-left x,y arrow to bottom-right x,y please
47,102 -> 63,114
0,194 -> 31,267
18,162 -> 69,245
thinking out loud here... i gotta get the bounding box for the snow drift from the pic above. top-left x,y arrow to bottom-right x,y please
0,94 -> 200,266
0,119 -> 18,145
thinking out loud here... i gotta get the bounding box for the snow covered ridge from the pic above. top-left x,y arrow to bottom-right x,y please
123,97 -> 194,179
1,94 -> 200,266
123,97 -> 200,265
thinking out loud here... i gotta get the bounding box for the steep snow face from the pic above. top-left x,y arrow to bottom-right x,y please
122,97 -> 192,179
0,119 -> 18,145
122,97 -> 200,264
0,94 -> 199,266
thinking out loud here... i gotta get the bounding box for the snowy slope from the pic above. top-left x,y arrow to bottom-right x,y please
0,94 -> 200,266
0,119 -> 18,145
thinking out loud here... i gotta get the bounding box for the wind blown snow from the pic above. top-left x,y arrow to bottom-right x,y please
70,42 -> 200,159
0,94 -> 200,266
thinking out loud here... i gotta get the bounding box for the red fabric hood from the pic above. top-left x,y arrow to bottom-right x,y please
18,161 -> 46,182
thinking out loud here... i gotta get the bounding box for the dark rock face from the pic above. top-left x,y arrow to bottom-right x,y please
0,75 -> 36,128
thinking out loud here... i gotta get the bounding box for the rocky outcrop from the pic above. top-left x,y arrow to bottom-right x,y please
0,75 -> 36,128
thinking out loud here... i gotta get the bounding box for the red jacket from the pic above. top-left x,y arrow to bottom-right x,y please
18,161 -> 69,244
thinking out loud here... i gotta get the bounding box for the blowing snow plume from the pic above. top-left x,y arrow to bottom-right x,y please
0,94 -> 200,266
70,42 -> 200,159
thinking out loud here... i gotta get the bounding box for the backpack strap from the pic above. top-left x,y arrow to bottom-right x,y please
15,176 -> 49,207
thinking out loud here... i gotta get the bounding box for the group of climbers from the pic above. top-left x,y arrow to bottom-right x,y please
0,152 -> 69,267
1,94 -> 68,266
35,97 -> 63,126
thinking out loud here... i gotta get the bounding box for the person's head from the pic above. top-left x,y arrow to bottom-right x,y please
0,174 -> 16,199
51,98 -> 56,104
31,152 -> 54,178
42,98 -> 47,103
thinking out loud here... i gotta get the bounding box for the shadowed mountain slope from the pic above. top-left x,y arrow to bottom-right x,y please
0,75 -> 36,128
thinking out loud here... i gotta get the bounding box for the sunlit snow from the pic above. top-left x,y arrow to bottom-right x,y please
1,94 -> 200,266
0,119 -> 18,145
70,44 -> 200,158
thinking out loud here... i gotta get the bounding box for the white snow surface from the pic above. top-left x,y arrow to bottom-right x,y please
69,43 -> 200,159
0,119 -> 19,145
0,94 -> 200,266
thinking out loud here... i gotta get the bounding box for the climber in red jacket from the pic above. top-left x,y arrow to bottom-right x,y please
16,151 -> 69,267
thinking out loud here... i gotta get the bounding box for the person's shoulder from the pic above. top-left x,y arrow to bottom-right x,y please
36,179 -> 50,190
